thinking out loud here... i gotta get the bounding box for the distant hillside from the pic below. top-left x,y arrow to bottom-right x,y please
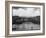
12,16 -> 40,25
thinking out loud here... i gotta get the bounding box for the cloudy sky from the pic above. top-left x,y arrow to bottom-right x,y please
12,7 -> 40,17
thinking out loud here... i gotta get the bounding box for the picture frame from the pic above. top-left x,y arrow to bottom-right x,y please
5,1 -> 45,37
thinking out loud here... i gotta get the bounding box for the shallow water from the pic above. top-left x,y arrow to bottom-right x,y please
12,22 -> 40,31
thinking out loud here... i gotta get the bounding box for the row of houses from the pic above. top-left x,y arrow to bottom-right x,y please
12,16 -> 40,25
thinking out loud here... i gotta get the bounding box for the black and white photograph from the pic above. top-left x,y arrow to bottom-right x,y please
9,3 -> 44,35
12,7 -> 40,31
5,1 -> 45,36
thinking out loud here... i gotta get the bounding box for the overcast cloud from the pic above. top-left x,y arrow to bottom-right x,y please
12,8 -> 40,17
